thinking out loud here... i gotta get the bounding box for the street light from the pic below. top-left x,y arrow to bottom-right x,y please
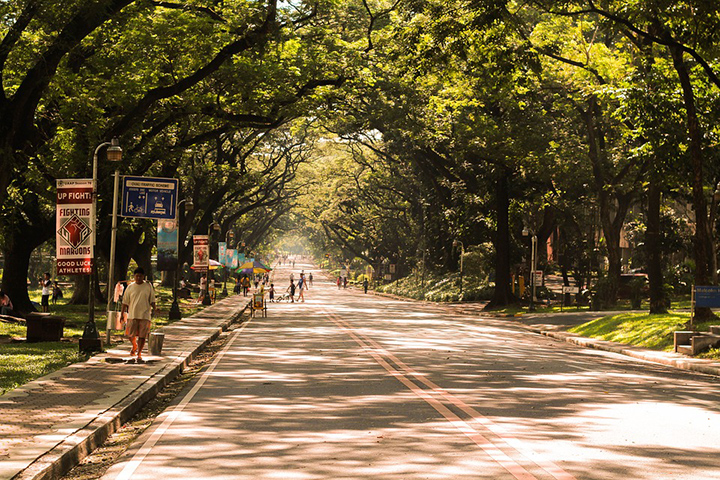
168,198 -> 194,320
522,227 -> 538,311
452,240 -> 464,299
202,221 -> 221,305
81,138 -> 122,353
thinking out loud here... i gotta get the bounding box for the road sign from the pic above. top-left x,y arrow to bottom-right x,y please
562,286 -> 580,294
121,176 -> 178,220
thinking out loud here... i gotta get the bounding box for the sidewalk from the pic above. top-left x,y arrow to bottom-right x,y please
0,294 -> 250,480
448,303 -> 720,379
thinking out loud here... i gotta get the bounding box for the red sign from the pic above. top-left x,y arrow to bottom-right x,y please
57,179 -> 94,275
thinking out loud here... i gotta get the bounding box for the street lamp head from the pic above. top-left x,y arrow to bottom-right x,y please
213,222 -> 221,232
714,182 -> 720,202
183,198 -> 194,214
522,227 -> 529,237
453,240 -> 458,248
106,138 -> 122,162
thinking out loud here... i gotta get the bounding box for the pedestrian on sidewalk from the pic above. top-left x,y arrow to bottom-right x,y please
363,278 -> 369,294
122,267 -> 156,362
337,276 -> 341,289
287,279 -> 296,303
52,281 -> 63,304
269,283 -> 275,302
309,272 -> 313,287
343,277 -> 348,289
41,272 -> 52,312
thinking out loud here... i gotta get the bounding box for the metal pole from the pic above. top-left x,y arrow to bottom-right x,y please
105,169 -> 120,345
530,235 -> 537,311
82,142 -> 109,349
459,243 -> 464,298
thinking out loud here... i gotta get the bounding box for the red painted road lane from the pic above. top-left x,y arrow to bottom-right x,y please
103,261 -> 720,480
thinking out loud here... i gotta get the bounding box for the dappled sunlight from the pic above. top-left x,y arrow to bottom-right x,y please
107,264 -> 720,480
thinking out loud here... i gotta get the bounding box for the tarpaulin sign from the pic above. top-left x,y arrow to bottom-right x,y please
193,235 -> 209,272
56,179 -> 94,275
157,219 -> 178,271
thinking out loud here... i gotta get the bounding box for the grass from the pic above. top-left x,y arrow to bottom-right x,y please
568,310 -> 720,360
0,284 -> 209,394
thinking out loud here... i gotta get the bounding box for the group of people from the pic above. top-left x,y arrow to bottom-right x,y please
39,273 -> 64,312
276,271 -> 312,303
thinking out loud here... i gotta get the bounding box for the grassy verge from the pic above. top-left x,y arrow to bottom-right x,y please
568,311 -> 720,360
0,285 -> 209,394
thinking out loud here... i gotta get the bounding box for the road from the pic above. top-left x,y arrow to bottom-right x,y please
102,261 -> 720,480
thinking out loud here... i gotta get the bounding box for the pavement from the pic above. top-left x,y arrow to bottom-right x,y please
0,294 -> 250,480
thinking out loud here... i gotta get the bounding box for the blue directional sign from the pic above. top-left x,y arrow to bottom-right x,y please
120,176 -> 178,220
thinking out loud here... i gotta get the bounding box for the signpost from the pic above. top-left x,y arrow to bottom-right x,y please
56,179 -> 95,275
561,285 -> 580,312
691,286 -> 720,327
121,176 -> 178,220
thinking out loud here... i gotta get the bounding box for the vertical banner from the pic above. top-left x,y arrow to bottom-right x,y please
56,179 -> 94,275
157,219 -> 178,271
193,235 -> 209,272
231,250 -> 240,269
218,242 -> 227,266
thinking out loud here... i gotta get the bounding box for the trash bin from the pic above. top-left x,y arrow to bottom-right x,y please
26,313 -> 65,342
149,332 -> 164,355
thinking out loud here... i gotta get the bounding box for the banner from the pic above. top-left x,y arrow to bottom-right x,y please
157,219 -> 178,271
231,250 -> 240,269
56,179 -> 94,275
193,235 -> 209,272
218,242 -> 227,267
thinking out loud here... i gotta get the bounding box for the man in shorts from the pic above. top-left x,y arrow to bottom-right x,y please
122,267 -> 156,362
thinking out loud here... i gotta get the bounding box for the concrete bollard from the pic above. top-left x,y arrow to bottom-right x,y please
149,332 -> 165,356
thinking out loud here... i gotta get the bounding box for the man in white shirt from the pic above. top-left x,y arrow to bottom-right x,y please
122,267 -> 156,362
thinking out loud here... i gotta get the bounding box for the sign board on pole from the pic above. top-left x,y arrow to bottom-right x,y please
694,286 -> 720,308
389,264 -> 396,274
533,271 -> 543,285
193,235 -> 209,272
121,176 -> 178,220
218,242 -> 227,267
562,286 -> 580,294
157,219 -> 178,271
56,179 -> 94,275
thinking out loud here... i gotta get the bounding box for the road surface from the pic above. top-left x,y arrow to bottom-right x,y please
102,261 -> 720,480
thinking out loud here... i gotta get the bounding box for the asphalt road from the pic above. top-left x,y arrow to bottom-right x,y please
102,261 -> 720,480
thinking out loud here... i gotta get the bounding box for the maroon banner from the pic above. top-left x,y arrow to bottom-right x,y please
57,179 -> 95,275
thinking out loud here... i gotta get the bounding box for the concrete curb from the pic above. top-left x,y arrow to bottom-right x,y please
528,327 -> 720,378
14,299 -> 251,480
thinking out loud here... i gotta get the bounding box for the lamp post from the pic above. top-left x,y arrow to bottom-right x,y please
202,221 -> 221,305
222,230 -> 234,296
103,139 -> 124,345
169,198 -> 194,320
81,138 -> 122,353
453,240 -> 464,299
711,182 -> 720,284
522,227 -> 538,311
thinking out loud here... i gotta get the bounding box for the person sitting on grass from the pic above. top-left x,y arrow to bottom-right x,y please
0,290 -> 14,316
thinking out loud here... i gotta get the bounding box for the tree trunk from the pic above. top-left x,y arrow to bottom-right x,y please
669,44 -> 716,321
646,179 -> 667,313
485,170 -> 516,309
1,241 -> 36,314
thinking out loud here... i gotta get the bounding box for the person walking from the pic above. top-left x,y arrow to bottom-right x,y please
269,283 -> 275,302
121,267 -> 156,362
41,272 -> 52,312
363,278 -> 369,294
287,279 -> 296,303
297,273 -> 308,302
337,276 -> 341,289
308,272 -> 313,287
